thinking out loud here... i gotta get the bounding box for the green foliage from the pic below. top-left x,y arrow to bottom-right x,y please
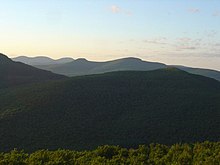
0,149 -> 28,165
0,142 -> 219,164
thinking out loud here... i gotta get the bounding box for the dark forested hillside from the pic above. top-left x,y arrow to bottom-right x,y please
0,68 -> 219,152
0,53 -> 66,88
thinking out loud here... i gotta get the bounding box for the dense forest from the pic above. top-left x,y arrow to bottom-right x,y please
0,142 -> 219,164
0,68 -> 220,152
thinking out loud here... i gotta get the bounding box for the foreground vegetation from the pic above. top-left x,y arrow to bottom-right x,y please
0,141 -> 219,164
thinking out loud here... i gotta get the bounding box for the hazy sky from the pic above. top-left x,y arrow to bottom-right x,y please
1,0 -> 220,70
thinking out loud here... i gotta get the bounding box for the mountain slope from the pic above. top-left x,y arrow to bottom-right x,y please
36,57 -> 167,76
0,69 -> 219,152
0,53 -> 66,88
13,56 -> 74,65
173,65 -> 220,81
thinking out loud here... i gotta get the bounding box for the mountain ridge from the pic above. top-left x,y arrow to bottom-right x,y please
13,56 -> 74,66
35,57 -> 167,76
12,55 -> 220,81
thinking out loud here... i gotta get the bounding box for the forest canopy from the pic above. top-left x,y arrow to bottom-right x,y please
0,141 -> 219,164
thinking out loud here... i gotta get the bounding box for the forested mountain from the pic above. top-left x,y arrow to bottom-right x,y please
0,53 -> 66,88
0,68 -> 219,152
34,57 -> 167,76
13,56 -> 74,65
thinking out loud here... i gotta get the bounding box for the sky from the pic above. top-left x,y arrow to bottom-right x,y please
0,0 -> 220,70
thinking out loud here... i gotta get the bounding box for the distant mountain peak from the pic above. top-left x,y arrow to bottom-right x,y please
13,56 -> 74,65
75,58 -> 88,62
120,57 -> 142,61
59,57 -> 73,60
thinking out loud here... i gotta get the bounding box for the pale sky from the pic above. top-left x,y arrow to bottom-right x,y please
0,0 -> 220,70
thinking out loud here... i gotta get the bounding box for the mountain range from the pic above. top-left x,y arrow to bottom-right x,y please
13,56 -> 74,66
13,56 -> 220,81
0,54 -> 66,88
1,53 -> 220,152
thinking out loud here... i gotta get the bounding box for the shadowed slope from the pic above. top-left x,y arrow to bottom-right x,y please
0,69 -> 219,152
0,53 -> 66,88
173,65 -> 220,81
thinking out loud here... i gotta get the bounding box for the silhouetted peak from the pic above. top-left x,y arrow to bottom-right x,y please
121,57 -> 142,61
0,53 -> 12,62
59,57 -> 74,60
75,58 -> 88,62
